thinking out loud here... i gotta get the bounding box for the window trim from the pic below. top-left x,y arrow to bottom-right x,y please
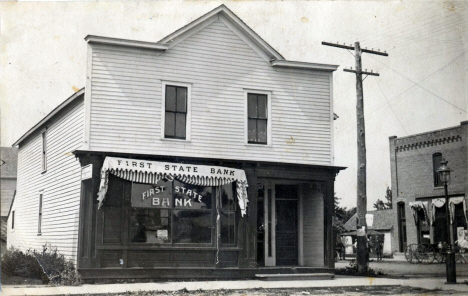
161,81 -> 192,141
41,130 -> 47,173
244,89 -> 272,146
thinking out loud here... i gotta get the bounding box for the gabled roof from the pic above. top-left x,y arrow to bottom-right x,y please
12,88 -> 85,147
158,4 -> 284,61
86,5 -> 338,72
0,147 -> 18,178
344,210 -> 395,231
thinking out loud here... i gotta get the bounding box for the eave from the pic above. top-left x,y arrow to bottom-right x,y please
85,35 -> 169,51
271,60 -> 339,72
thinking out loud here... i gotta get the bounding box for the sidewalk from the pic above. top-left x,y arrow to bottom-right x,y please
2,276 -> 468,296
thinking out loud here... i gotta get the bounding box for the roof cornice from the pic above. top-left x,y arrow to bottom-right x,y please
85,35 -> 169,51
271,60 -> 339,72
12,88 -> 85,147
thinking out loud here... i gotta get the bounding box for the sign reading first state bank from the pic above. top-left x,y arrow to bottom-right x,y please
131,180 -> 210,209
104,157 -> 246,210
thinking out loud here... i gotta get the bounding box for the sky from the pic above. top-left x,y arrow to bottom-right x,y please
1,1 -> 467,210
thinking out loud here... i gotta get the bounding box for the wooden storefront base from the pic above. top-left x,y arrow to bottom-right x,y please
79,266 -> 334,282
74,150 -> 344,279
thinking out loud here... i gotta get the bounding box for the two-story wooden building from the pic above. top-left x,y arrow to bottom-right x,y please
8,5 -> 344,280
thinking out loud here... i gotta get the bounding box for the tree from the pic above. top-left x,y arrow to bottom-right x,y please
373,187 -> 392,210
334,193 -> 357,231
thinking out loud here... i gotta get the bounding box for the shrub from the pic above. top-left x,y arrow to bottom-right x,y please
1,244 -> 81,285
335,259 -> 384,277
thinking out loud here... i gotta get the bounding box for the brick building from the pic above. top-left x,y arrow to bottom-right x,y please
389,121 -> 468,253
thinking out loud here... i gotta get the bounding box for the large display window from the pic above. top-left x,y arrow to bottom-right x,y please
127,179 -> 236,246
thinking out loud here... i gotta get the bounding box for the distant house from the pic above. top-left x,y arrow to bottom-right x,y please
389,121 -> 468,253
343,210 -> 394,256
8,5 -> 344,280
1,147 -> 18,252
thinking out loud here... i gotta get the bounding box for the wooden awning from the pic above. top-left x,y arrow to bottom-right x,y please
97,157 -> 249,216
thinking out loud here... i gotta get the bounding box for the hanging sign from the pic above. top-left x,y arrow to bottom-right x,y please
81,164 -> 93,180
98,156 -> 249,216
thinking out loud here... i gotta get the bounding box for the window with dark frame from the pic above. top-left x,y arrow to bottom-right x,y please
41,131 -> 47,171
165,85 -> 187,140
248,93 -> 268,144
129,180 -> 214,245
220,183 -> 237,245
12,210 -> 15,229
38,194 -> 43,234
433,153 -> 442,187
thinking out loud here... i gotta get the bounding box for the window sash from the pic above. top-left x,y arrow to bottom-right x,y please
433,153 -> 442,187
41,132 -> 47,171
165,85 -> 187,139
247,93 -> 268,144
38,194 -> 43,234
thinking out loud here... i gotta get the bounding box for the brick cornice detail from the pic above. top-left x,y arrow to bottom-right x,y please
396,135 -> 462,152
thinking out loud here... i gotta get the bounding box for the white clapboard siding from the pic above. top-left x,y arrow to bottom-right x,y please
7,98 -> 84,263
302,187 -> 324,266
88,19 -> 332,165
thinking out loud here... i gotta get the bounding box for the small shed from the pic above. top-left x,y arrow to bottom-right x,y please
343,210 -> 395,256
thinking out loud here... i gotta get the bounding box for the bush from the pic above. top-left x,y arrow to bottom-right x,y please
1,244 -> 81,285
335,259 -> 384,277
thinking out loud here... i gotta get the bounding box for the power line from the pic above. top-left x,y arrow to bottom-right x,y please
375,80 -> 434,173
369,50 -> 468,114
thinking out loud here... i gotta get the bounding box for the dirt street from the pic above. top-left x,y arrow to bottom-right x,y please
335,259 -> 468,277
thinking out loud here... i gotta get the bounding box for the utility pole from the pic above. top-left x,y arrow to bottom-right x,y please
322,41 -> 388,273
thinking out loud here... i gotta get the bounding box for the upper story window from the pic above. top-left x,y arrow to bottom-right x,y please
11,210 -> 15,229
433,153 -> 442,187
163,83 -> 191,140
246,91 -> 271,145
41,131 -> 47,172
38,193 -> 43,234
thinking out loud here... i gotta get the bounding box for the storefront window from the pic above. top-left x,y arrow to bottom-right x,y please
220,184 -> 236,245
129,180 -> 214,245
129,208 -> 171,243
173,210 -> 212,244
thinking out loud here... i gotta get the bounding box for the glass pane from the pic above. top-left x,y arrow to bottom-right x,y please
165,86 -> 176,112
131,181 -> 173,208
129,208 -> 171,244
173,180 -> 213,209
175,113 -> 186,139
176,87 -> 187,113
103,207 -> 122,244
248,119 -> 257,142
165,112 -> 175,137
221,183 -> 236,211
173,210 -> 212,244
257,119 -> 267,144
257,95 -> 268,119
248,94 -> 257,118
221,212 -> 236,245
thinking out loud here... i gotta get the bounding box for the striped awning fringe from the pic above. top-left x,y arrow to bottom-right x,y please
97,157 -> 249,216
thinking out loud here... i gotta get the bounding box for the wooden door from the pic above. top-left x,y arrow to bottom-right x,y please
275,185 -> 298,266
